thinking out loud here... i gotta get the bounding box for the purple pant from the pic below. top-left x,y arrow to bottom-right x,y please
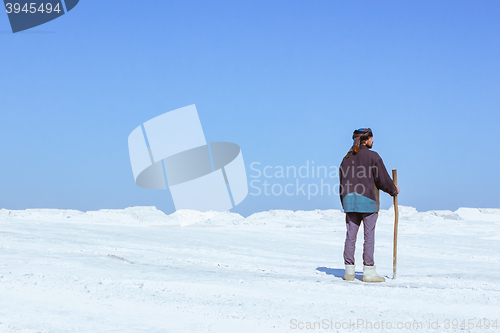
343,212 -> 378,266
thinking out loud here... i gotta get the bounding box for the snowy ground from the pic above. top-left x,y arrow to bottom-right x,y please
0,206 -> 499,333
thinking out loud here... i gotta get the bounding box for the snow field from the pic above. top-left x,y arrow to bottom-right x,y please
0,206 -> 499,332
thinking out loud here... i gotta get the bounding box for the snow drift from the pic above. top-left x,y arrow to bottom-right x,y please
1,205 -> 500,225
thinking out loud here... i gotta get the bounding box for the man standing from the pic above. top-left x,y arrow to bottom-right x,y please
339,128 -> 399,282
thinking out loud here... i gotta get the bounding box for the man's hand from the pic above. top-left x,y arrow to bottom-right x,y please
396,185 -> 400,195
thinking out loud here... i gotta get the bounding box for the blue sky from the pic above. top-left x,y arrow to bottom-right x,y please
1,1 -> 499,216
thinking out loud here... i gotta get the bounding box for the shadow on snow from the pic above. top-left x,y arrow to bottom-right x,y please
316,267 -> 363,281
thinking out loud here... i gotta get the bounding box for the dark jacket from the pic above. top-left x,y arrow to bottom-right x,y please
339,145 -> 397,213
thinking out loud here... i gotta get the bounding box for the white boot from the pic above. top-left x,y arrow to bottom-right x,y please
343,265 -> 355,281
363,265 -> 385,283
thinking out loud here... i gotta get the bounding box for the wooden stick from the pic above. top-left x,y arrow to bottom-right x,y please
392,169 -> 399,279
